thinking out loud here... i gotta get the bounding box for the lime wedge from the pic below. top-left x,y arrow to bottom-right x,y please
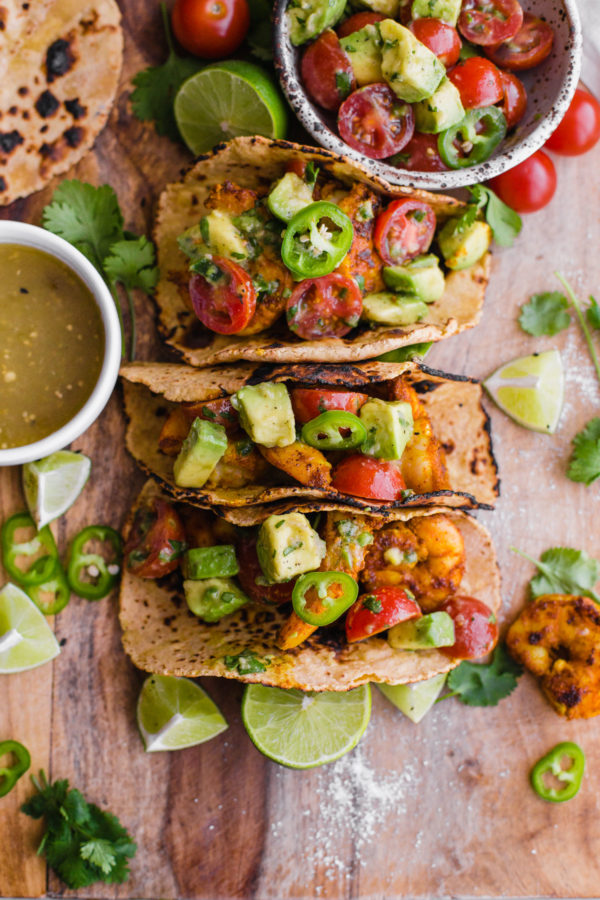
0,583 -> 60,673
23,451 -> 91,529
378,673 -> 447,723
241,684 -> 371,768
136,674 -> 228,752
483,349 -> 564,434
174,60 -> 288,155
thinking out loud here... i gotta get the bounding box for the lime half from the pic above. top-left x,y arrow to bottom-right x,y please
0,583 -> 60,673
23,450 -> 91,529
137,674 -> 228,752
174,60 -> 288,155
484,349 -> 564,434
241,684 -> 371,769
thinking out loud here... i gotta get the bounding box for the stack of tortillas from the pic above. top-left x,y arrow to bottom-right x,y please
0,0 -> 123,205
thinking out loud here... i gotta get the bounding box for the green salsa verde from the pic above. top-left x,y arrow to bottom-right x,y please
0,244 -> 105,449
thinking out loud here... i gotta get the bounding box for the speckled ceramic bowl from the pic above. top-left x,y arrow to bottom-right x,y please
273,0 -> 582,190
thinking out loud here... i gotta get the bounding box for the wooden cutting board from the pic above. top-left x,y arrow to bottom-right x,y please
1,2 -> 600,897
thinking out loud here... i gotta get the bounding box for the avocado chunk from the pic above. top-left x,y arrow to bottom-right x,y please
414,77 -> 465,134
362,291 -> 429,325
184,577 -> 249,622
380,19 -> 444,103
268,172 -> 314,222
383,255 -> 446,302
173,418 -> 228,488
339,23 -> 383,86
388,611 -> 455,649
287,0 -> 346,45
438,218 -> 492,271
233,383 -> 296,448
378,672 -> 447,723
357,0 -> 399,14
411,0 -> 461,26
359,398 -> 414,460
256,513 -> 326,583
182,545 -> 239,580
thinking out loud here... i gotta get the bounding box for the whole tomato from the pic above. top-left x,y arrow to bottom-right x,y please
172,0 -> 250,59
487,150 -> 557,214
545,88 -> 600,156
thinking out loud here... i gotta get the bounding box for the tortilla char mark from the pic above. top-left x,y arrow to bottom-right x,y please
45,37 -> 76,83
0,130 -> 24,155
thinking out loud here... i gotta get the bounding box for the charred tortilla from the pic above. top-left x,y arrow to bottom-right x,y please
154,136 -> 491,365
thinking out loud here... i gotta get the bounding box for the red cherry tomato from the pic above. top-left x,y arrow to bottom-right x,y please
290,388 -> 369,424
301,29 -> 356,111
487,149 -> 556,213
545,88 -> 600,156
125,498 -> 186,580
392,132 -> 449,172
374,199 -> 436,266
286,274 -> 362,340
484,13 -> 553,71
338,83 -> 415,160
448,57 -> 503,109
183,397 -> 239,433
345,586 -> 421,643
440,595 -> 498,659
189,257 -> 256,335
458,0 -> 523,47
498,70 -> 527,128
409,18 -> 461,68
171,0 -> 250,58
332,455 -> 406,501
337,11 -> 385,37
236,538 -> 294,606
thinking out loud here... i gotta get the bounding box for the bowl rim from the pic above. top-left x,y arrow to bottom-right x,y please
0,221 -> 122,467
273,0 -> 582,190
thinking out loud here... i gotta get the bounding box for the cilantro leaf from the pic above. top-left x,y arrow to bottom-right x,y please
104,236 -> 159,293
446,644 -> 523,706
586,295 -> 600,330
567,418 -> 600,485
511,545 -> 600,604
467,184 -> 522,247
42,181 -> 123,271
518,291 -> 571,337
80,839 -> 117,875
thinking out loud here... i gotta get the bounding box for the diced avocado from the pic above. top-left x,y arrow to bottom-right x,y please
182,545 -> 239,580
184,577 -> 249,622
268,172 -> 314,222
359,398 -> 414,460
383,255 -> 446,302
233,383 -> 296,448
388,611 -> 455,649
173,418 -> 228,488
256,513 -> 326,583
204,209 -> 248,260
362,291 -> 429,325
357,0 -> 399,15
378,672 -> 447,723
287,0 -> 346,45
438,218 -> 492,271
411,0 -> 462,27
414,78 -> 465,134
379,19 -> 444,103
339,23 -> 383,86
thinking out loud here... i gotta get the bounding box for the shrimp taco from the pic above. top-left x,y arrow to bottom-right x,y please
154,136 -> 491,366
120,360 -> 499,517
119,481 -> 501,691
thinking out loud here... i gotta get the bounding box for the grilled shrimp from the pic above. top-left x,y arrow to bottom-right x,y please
361,514 -> 465,612
205,441 -> 271,489
258,442 -> 332,489
506,594 -> 600,719
335,183 -> 385,294
390,379 -> 450,493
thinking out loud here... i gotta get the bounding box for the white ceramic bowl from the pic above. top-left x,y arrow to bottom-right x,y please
273,0 -> 582,190
0,221 -> 122,467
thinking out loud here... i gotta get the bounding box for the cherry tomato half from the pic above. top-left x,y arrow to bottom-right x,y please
290,388 -> 369,424
458,0 -> 523,47
332,455 -> 406,501
345,586 -> 421,643
236,538 -> 294,606
485,13 -> 554,71
286,273 -> 362,340
189,256 -> 256,335
498,70 -> 527,129
125,498 -> 186,580
448,56 -> 503,109
392,132 -> 449,172
337,11 -> 385,37
409,18 -> 461,68
545,88 -> 600,156
374,199 -> 436,266
487,149 -> 556,213
338,83 -> 415,160
184,397 -> 239,432
440,595 -> 498,659
172,0 -> 250,59
301,29 -> 356,111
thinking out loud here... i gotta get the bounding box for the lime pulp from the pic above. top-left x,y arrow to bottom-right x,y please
136,674 -> 228,752
484,349 -> 564,434
22,450 -> 91,529
0,583 -> 60,673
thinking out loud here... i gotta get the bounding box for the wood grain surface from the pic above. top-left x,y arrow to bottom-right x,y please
1,2 -> 600,898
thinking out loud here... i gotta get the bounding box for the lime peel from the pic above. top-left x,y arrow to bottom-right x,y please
23,450 -> 91,529
483,349 -> 564,434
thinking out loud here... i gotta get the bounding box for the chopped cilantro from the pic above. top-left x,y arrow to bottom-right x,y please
362,595 -> 382,613
283,541 -> 303,557
223,649 -> 268,675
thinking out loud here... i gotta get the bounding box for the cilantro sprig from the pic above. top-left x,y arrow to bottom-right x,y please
567,418 -> 600,485
518,291 -> 571,337
42,181 -> 158,359
467,184 -> 522,248
511,545 -> 600,604
555,273 -> 600,386
439,644 -> 522,707
21,770 -> 136,889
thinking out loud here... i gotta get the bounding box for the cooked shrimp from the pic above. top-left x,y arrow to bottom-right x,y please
390,379 -> 450,493
335,183 -> 385,294
205,440 -> 271,489
506,594 -> 600,720
361,514 -> 465,612
205,181 -> 260,215
259,442 -> 332,489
